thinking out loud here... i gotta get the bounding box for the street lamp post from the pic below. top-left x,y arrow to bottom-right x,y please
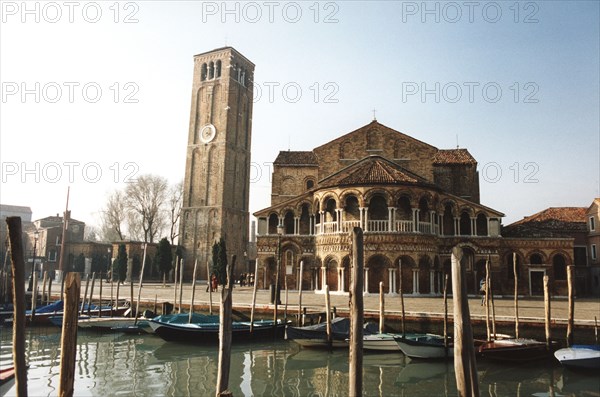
273,223 -> 284,325
28,230 -> 39,292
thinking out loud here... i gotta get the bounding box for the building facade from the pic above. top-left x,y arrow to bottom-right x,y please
254,121 -> 585,297
180,46 -> 255,280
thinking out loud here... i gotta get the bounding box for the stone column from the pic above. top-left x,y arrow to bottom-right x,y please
309,215 -> 314,235
339,267 -> 346,292
471,217 -> 477,236
412,269 -> 419,295
294,217 -> 300,235
439,214 -> 444,236
364,208 -> 369,232
364,267 -> 369,293
359,207 -> 365,230
321,266 -> 327,290
430,269 -> 436,294
320,211 -> 325,234
388,268 -> 396,294
430,211 -> 436,234
388,207 -> 393,232
412,208 -> 418,232
454,217 -> 460,235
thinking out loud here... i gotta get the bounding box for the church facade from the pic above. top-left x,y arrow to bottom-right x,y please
253,121 -> 578,297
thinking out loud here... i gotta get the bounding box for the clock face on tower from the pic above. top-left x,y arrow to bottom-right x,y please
200,124 -> 217,143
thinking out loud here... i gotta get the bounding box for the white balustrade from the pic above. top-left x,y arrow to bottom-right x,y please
367,220 -> 388,232
395,220 -> 413,232
418,222 -> 432,234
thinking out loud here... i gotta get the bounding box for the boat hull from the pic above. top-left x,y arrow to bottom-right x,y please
394,335 -> 453,359
554,345 -> 600,369
478,339 -> 555,362
362,334 -> 402,352
150,320 -> 286,343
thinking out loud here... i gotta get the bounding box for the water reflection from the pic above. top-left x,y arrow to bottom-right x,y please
1,327 -> 599,397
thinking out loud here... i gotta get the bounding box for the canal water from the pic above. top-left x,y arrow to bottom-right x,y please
1,327 -> 598,396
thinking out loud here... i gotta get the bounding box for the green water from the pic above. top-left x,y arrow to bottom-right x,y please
1,327 -> 598,396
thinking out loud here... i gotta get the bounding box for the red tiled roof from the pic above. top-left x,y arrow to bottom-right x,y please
503,207 -> 587,237
433,149 -> 477,165
273,151 -> 318,166
320,156 -> 429,188
511,207 -> 587,226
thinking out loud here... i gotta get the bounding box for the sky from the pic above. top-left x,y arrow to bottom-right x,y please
1,0 -> 599,234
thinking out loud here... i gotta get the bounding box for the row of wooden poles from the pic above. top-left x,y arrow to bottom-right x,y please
5,214 -> 587,397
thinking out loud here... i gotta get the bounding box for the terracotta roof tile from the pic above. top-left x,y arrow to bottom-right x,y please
274,151 -> 318,166
321,156 -> 429,188
504,207 -> 587,237
433,149 -> 477,165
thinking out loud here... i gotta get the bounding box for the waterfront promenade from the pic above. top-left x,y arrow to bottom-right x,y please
81,281 -> 600,328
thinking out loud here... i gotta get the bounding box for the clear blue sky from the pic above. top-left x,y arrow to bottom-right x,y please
1,1 -> 598,231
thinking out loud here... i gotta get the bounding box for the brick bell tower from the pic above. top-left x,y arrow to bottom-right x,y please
180,47 -> 255,280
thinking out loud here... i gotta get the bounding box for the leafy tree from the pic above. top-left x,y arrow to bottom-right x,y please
113,244 -> 128,282
211,238 -> 228,285
156,238 -> 173,282
124,174 -> 169,243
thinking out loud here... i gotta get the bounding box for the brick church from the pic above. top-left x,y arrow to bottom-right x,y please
253,120 -> 586,297
178,46 -> 596,297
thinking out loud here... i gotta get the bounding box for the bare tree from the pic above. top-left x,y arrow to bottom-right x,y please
168,180 -> 183,245
99,190 -> 127,241
124,174 -> 168,243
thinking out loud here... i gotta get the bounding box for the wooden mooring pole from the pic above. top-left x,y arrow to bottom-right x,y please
189,259 -> 198,323
134,244 -> 147,325
59,272 -> 80,397
178,259 -> 184,313
443,273 -> 449,350
399,258 -> 405,337
207,261 -> 213,315
31,271 -> 38,320
543,275 -> 552,349
379,281 -> 385,333
47,276 -> 52,305
325,285 -> 332,349
249,260 -> 259,332
485,260 -> 491,341
81,274 -> 90,314
298,260 -> 304,326
566,265 -> 575,346
7,217 -> 28,396
87,272 -> 96,316
216,255 -> 235,397
451,246 -> 479,397
349,227 -> 364,397
513,253 -> 519,339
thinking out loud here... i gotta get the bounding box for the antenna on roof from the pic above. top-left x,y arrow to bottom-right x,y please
372,109 -> 377,121
288,135 -> 291,151
456,134 -> 459,149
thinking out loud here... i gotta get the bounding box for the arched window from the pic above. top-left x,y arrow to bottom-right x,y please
530,253 -> 543,265
306,179 -> 314,190
476,213 -> 488,236
215,60 -> 222,78
208,61 -> 215,79
553,254 -> 567,280
284,211 -> 295,235
201,63 -> 208,81
344,195 -> 360,221
459,211 -> 471,235
268,213 -> 279,235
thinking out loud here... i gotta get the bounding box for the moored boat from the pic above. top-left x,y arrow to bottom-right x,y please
286,317 -> 378,348
393,333 -> 452,359
478,338 -> 557,362
554,345 -> 600,370
362,333 -> 403,352
150,316 -> 287,343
